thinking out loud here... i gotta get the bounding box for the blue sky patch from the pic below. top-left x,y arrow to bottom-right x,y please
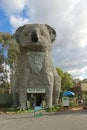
0,9 -> 12,33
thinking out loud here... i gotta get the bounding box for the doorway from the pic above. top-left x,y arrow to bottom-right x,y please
27,93 -> 45,107
35,93 -> 42,106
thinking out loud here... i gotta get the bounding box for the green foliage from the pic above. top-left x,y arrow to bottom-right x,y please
8,107 -> 18,112
62,72 -> 74,91
0,44 -> 5,66
0,32 -> 20,67
46,106 -> 61,112
56,68 -> 74,92
8,107 -> 34,113
7,39 -> 20,67
0,33 -> 12,44
69,101 -> 78,107
0,32 -> 20,88
56,68 -> 64,77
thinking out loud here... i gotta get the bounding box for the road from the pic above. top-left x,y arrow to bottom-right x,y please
0,109 -> 87,130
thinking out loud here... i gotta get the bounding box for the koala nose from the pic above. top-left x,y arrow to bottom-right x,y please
31,30 -> 38,42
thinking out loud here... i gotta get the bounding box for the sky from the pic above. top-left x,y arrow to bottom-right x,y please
0,0 -> 87,79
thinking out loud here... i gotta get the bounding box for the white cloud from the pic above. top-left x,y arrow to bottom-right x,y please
0,0 -> 27,15
0,0 -> 29,31
10,15 -> 30,31
69,66 -> 87,80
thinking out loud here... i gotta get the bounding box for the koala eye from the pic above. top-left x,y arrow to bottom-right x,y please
41,32 -> 44,35
24,32 -> 28,36
41,31 -> 46,36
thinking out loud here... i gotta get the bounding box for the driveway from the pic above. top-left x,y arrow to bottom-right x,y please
0,109 -> 87,130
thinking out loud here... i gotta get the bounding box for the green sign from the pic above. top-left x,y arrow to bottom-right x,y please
34,106 -> 42,117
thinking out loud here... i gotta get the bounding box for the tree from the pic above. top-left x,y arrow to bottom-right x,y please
81,78 -> 87,83
62,72 -> 74,91
73,78 -> 81,84
0,33 -> 20,68
56,68 -> 74,92
0,32 -> 20,88
0,44 -> 5,72
56,68 -> 64,77
0,43 -> 10,88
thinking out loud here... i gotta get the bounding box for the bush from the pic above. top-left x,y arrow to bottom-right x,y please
69,101 -> 78,107
46,106 -> 61,112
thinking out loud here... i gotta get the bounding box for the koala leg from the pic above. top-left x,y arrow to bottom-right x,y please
18,63 -> 29,110
53,75 -> 61,105
19,73 -> 29,110
19,88 -> 27,110
12,92 -> 19,107
44,72 -> 55,108
11,75 -> 19,107
45,86 -> 53,108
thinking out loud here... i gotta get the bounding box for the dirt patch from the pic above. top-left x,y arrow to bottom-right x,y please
71,107 -> 83,111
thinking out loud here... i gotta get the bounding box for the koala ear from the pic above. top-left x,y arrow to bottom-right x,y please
45,24 -> 56,42
15,25 -> 24,43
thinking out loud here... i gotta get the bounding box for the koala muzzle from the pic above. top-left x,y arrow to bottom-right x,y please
31,30 -> 38,42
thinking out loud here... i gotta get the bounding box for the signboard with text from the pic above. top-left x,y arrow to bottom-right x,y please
27,88 -> 45,93
62,97 -> 69,107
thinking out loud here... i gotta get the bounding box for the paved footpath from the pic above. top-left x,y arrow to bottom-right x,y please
0,109 -> 87,130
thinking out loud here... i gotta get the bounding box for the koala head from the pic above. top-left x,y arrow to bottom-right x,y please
15,24 -> 56,53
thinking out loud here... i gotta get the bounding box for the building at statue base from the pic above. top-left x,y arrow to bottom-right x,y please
27,88 -> 46,108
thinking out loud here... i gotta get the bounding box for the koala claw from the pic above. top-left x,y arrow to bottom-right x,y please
17,106 -> 27,111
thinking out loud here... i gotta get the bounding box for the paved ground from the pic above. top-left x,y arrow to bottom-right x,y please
0,109 -> 87,130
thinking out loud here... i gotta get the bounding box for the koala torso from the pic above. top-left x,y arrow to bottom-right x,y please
15,24 -> 57,88
17,51 -> 54,89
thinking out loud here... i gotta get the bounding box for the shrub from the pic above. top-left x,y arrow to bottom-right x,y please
69,101 -> 78,107
46,106 -> 61,112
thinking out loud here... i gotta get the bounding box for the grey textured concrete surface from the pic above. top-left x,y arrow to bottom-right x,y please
0,109 -> 87,130
12,24 -> 61,110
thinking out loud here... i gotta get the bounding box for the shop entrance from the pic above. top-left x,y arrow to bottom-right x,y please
27,88 -> 45,108
27,93 -> 45,107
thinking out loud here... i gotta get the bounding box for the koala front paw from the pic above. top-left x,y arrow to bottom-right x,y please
18,105 -> 27,111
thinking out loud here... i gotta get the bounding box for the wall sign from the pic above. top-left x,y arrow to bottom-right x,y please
27,88 -> 45,93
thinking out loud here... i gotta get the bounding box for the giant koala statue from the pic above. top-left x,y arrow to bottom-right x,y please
12,24 -> 61,110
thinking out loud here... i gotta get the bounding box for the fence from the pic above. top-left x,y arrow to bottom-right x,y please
0,94 -> 13,107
